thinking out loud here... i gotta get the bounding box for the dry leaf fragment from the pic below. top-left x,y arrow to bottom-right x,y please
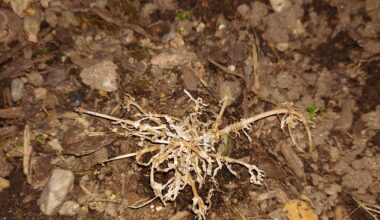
283,200 -> 318,220
10,0 -> 30,17
0,177 -> 10,192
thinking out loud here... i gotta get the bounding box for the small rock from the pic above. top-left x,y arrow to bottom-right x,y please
329,147 -> 340,162
44,9 -> 57,27
23,194 -> 34,203
59,200 -> 79,216
11,78 -> 25,102
333,160 -> 353,175
23,12 -> 41,42
34,88 -> 48,101
45,69 -> 66,87
23,47 -> 33,59
80,147 -> 108,169
280,143 -> 305,178
169,211 -> 190,220
181,65 -> 198,91
228,42 -> 247,61
351,156 -> 380,171
39,168 -> 75,215
324,183 -> 341,196
27,72 -> 44,86
161,31 -> 176,43
216,77 -> 241,105
341,170 -> 373,193
196,22 -> 205,32
243,65 -> 252,76
104,203 -> 118,217
269,0 -> 291,13
151,47 -> 197,69
334,99 -> 355,131
80,60 -> 118,92
276,42 -> 289,51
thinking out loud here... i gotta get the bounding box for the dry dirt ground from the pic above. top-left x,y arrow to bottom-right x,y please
0,0 -> 380,219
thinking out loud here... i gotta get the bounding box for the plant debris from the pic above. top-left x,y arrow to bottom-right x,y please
77,90 -> 312,219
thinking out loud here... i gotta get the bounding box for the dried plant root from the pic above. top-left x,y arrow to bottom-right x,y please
76,90 -> 312,219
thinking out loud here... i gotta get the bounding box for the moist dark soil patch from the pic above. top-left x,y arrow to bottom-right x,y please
0,168 -> 42,219
314,31 -> 360,69
357,60 -> 380,113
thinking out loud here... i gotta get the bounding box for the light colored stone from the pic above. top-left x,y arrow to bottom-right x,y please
34,88 -> 48,101
151,47 -> 197,69
80,60 -> 118,92
334,99 -> 355,131
27,72 -> 44,86
58,200 -> 79,216
341,170 -> 373,193
39,168 -> 75,215
11,78 -> 24,102
270,0 -> 291,12
324,183 -> 341,196
23,12 -> 41,42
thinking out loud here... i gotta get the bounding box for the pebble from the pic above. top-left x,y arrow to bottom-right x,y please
324,183 -> 341,196
24,13 -> 41,43
269,0 -> 291,13
243,65 -> 252,76
27,72 -> 44,86
39,168 -> 75,215
59,200 -> 79,216
34,88 -> 48,101
151,47 -> 196,69
161,31 -> 176,43
341,170 -> 373,193
80,60 -> 118,92
216,78 -> 241,106
334,99 -> 355,131
11,78 -> 25,102
104,203 -> 117,217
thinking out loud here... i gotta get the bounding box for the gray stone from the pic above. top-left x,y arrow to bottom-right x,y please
80,60 -> 118,92
11,78 -> 24,102
58,200 -> 79,216
39,168 -> 74,215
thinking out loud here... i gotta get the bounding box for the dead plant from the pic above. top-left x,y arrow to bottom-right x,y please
76,90 -> 312,219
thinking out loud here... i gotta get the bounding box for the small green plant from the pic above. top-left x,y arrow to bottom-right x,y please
175,9 -> 193,21
175,28 -> 183,35
35,135 -> 46,145
306,105 -> 319,119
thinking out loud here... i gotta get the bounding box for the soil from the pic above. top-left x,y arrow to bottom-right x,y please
0,0 -> 379,220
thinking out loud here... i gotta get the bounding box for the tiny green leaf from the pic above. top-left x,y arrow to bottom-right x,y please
306,105 -> 319,119
35,134 -> 46,145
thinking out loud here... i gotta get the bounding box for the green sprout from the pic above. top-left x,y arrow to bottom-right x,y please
175,9 -> 193,21
35,134 -> 46,145
175,28 -> 183,35
306,105 -> 319,119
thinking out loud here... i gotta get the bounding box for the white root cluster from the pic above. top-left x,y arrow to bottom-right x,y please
76,90 -> 312,219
